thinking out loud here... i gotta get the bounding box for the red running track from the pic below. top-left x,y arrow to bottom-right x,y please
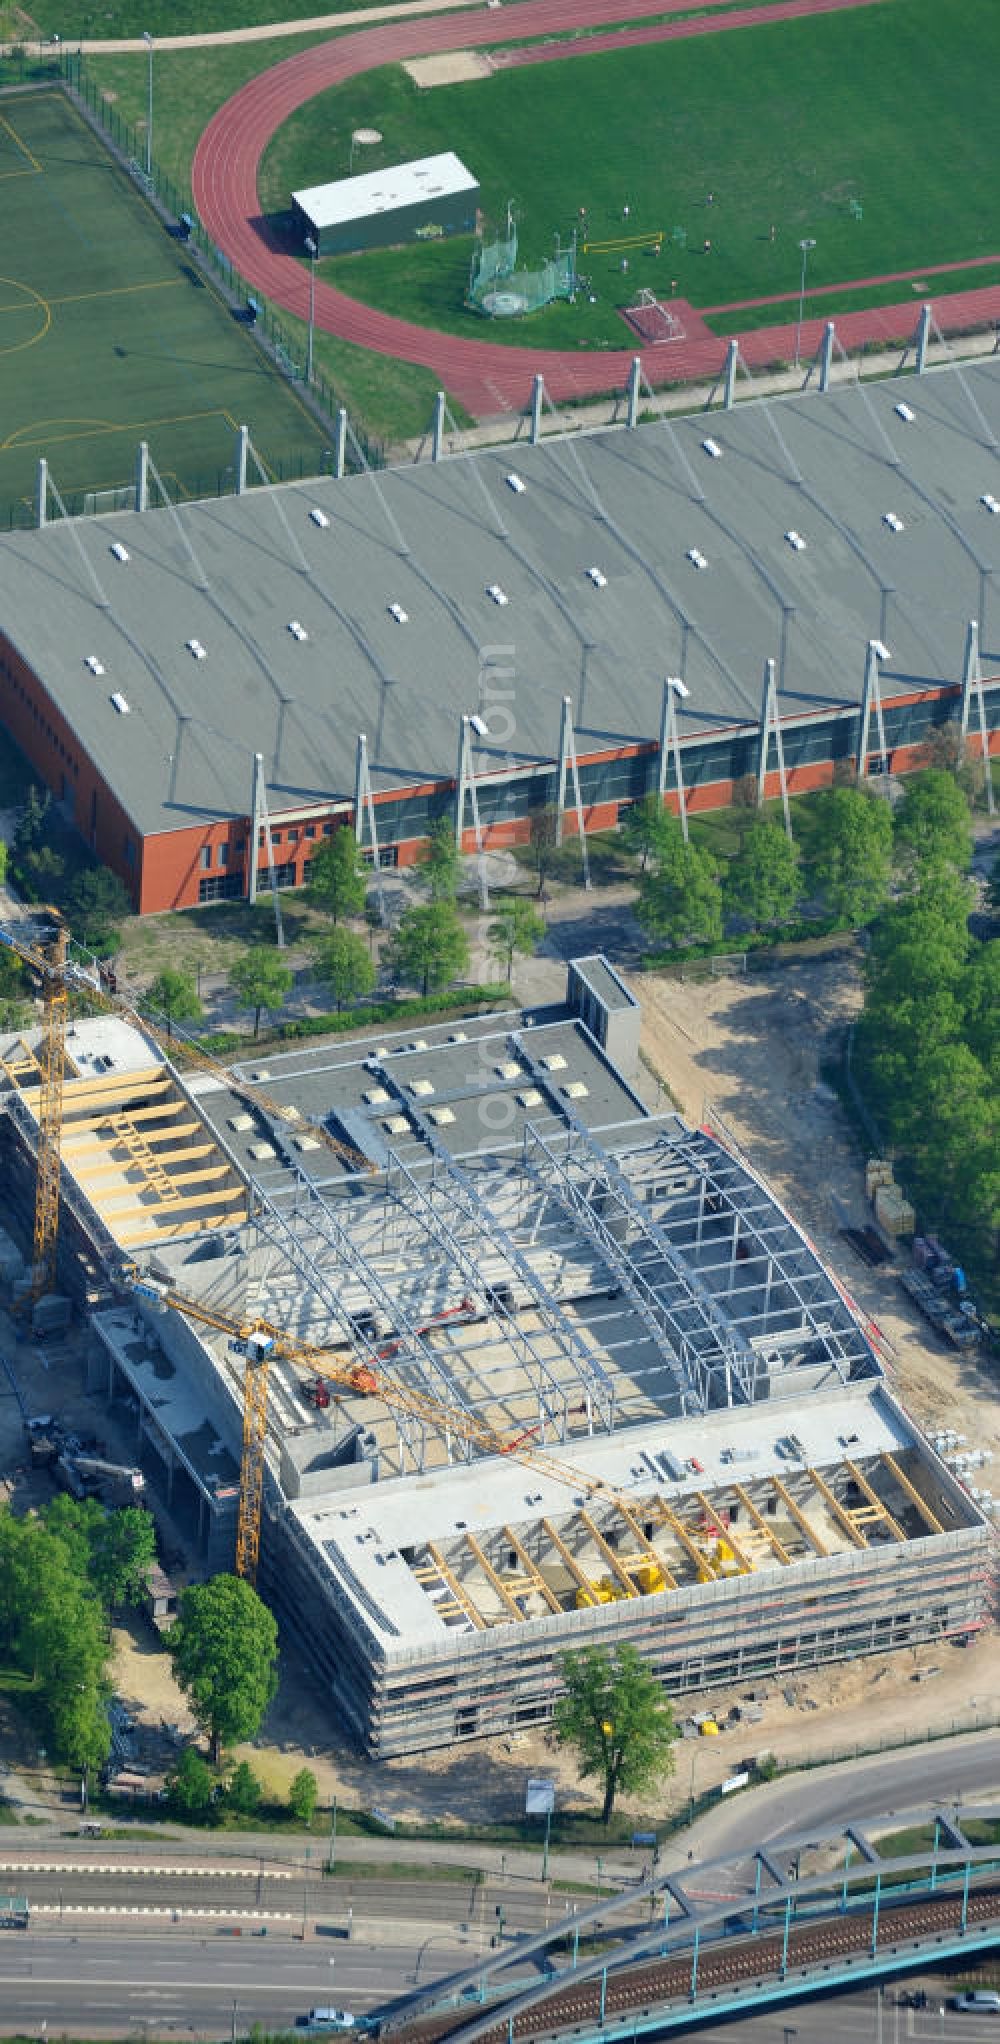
192,0 -> 998,419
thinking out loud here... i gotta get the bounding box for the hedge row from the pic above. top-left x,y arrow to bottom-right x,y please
187,984 -> 514,1059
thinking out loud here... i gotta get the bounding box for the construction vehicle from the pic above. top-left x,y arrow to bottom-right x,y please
0,911 -> 372,1300
71,1454 -> 146,1504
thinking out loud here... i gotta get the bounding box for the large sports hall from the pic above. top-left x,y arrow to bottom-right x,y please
0,359 -> 997,912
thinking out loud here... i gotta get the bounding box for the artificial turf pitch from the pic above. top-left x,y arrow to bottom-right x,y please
258,0 -> 1000,350
0,91 -> 331,527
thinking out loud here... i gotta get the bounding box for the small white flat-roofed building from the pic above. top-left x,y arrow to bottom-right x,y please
291,152 -> 480,256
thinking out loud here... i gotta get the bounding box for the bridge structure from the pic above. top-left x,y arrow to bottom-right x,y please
374,1803 -> 1000,2041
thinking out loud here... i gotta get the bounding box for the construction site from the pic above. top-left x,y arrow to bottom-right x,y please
0,931 -> 990,1759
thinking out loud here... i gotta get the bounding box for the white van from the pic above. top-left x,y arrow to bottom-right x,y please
303,2014 -> 356,2033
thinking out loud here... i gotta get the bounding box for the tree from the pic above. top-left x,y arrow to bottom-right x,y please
387,901 -> 470,998
10,788 -> 62,904
226,1758 -> 262,1816
893,769 -> 973,877
13,785 -> 50,856
0,1508 -> 112,1784
288,1767 -> 319,1828
313,927 -> 376,1013
168,1574 -> 278,1764
145,968 -> 202,1039
621,797 -> 674,872
42,1495 -> 155,1610
806,787 -> 893,928
166,1744 -> 215,1818
420,817 -> 461,901
91,1507 -> 157,1609
987,853 -> 1000,917
636,841 -> 722,951
554,1644 -> 678,1824
526,807 -> 559,899
487,898 -> 545,982
306,827 -> 366,925
228,950 -> 293,1039
66,867 -> 132,955
963,939 -> 1000,1074
723,817 -> 800,928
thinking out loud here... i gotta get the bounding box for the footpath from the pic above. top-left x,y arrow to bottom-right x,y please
6,1729 -> 1000,1892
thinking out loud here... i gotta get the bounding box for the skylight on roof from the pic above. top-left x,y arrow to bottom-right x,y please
85,654 -> 105,676
506,473 -> 526,494
186,638 -> 207,659
882,513 -> 904,534
702,438 -> 722,459
980,494 -> 1000,516
686,548 -> 708,570
894,402 -> 915,423
469,714 -> 488,738
309,507 -> 330,528
486,583 -> 509,606
388,603 -> 409,624
784,530 -> 806,552
110,542 -> 130,564
586,566 -> 607,588
287,620 -> 308,642
110,692 -> 130,715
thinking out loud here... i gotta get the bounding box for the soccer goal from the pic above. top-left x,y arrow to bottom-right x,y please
623,288 -> 684,345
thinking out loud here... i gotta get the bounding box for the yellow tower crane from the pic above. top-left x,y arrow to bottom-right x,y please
0,913 -> 71,1299
120,1269 -> 692,1591
0,912 -> 372,1301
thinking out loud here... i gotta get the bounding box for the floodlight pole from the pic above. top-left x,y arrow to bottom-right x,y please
143,32 -> 153,179
795,238 -> 816,369
305,235 -> 318,384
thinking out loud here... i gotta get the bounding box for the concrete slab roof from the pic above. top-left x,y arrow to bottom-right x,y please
1,359 -> 998,838
291,1383 -> 980,1659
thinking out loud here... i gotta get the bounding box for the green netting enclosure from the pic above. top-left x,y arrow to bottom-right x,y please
468,228 -> 576,317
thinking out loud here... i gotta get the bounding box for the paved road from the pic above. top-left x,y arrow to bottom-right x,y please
0,1862 -> 573,1937
684,1733 -> 1000,1866
0,1922 -> 471,2034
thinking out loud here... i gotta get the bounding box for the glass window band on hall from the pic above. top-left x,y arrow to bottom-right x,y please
369,690 -> 995,852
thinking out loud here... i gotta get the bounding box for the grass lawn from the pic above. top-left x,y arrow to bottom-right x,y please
256,0 -> 1000,347
706,262 -> 1000,340
81,44 -> 459,444
0,89 -> 332,524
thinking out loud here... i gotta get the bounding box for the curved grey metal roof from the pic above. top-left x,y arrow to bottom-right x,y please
0,358 -> 997,836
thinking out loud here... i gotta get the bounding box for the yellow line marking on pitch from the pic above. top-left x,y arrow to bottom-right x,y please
0,114 -> 43,175
0,410 -> 240,453
0,276 -> 50,356
48,278 -> 186,309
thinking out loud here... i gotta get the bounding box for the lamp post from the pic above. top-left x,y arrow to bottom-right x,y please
305,234 -> 318,384
795,237 -> 816,368
142,32 -> 153,179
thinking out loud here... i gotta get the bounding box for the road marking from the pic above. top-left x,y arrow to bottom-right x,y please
0,1861 -> 292,1877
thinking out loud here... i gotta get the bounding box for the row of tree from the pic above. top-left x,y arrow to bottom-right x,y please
852,775 -> 998,1300
0,1496 -> 156,1776
141,822 -> 550,1042
628,784 -> 897,952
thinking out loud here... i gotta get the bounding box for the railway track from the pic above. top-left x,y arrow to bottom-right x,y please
388,1880 -> 1000,2044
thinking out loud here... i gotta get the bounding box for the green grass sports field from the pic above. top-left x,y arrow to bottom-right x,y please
0,91 -> 331,526
258,0 -> 1000,349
